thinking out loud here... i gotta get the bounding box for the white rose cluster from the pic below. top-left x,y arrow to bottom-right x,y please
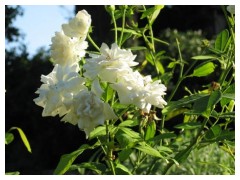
83,43 -> 167,113
34,10 -> 117,138
34,9 -> 167,138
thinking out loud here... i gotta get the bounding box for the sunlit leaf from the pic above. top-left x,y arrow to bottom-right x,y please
145,121 -> 156,141
10,127 -> 31,153
5,171 -> 20,175
191,55 -> 218,60
119,127 -> 141,139
136,144 -> 163,158
119,119 -> 139,127
89,126 -> 106,140
191,62 -> 215,77
116,163 -> 132,175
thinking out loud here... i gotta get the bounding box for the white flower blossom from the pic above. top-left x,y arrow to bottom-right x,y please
34,64 -> 87,117
61,90 -> 117,138
227,5 -> 235,15
50,31 -> 88,66
62,10 -> 91,39
83,43 -> 138,83
111,71 -> 167,113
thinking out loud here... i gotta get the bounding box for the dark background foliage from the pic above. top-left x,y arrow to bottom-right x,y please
5,5 -> 226,174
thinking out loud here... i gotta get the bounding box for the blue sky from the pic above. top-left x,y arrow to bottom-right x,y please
12,5 -> 75,56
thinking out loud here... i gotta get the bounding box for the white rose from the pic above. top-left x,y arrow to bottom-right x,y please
62,10 -> 91,39
50,31 -> 88,66
111,71 -> 167,113
33,64 -> 87,117
61,90 -> 117,138
83,43 -> 138,83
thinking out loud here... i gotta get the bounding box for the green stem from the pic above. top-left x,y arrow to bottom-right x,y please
87,33 -> 100,51
119,6 -> 127,46
105,120 -> 116,175
111,10 -> 118,43
167,38 -> 187,102
176,38 -> 184,78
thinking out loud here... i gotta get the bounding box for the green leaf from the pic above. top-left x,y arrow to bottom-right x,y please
216,130 -> 235,141
215,29 -> 229,52
119,127 -> 141,139
116,163 -> 132,175
191,62 -> 215,77
174,146 -> 193,163
191,90 -> 222,117
151,133 -> 177,142
158,146 -> 173,153
191,55 -> 218,60
5,171 -> 20,175
5,132 -> 14,145
155,60 -> 165,75
119,119 -> 139,127
206,90 -> 222,113
118,148 -> 133,161
54,142 -> 99,175
116,133 -> 135,148
54,144 -> 90,175
174,122 -> 202,130
144,121 -> 156,141
104,85 -> 114,103
191,95 -> 209,115
221,83 -> 235,107
162,93 -> 208,115
70,162 -> 106,175
89,126 -> 106,140
205,125 -> 222,140
149,5 -> 164,25
141,6 -> 164,25
165,108 -> 189,121
135,144 -> 163,158
141,7 -> 156,19
10,127 -> 31,153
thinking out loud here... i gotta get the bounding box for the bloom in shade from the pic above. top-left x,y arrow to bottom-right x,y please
83,43 -> 138,83
61,90 -> 117,138
50,31 -> 88,66
111,71 -> 167,113
33,64 -> 87,117
62,10 -> 91,39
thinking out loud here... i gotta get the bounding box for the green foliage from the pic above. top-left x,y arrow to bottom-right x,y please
6,127 -> 32,153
